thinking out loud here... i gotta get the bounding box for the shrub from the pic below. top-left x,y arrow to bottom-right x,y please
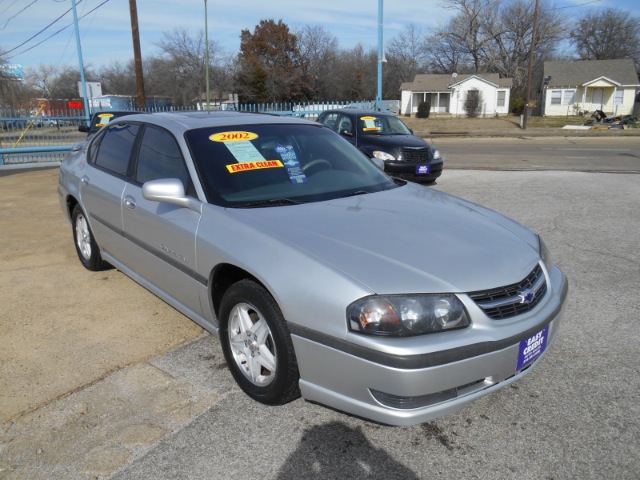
464,90 -> 483,118
416,100 -> 431,118
510,96 -> 526,115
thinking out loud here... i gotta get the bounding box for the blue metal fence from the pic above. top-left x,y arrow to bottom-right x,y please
0,100 -> 379,166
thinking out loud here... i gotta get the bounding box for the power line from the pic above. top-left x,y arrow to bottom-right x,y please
553,0 -> 602,10
2,0 -> 111,61
0,0 -> 38,31
0,1 -> 82,57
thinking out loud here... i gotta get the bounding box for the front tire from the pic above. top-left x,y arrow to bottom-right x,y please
219,280 -> 300,405
72,204 -> 109,271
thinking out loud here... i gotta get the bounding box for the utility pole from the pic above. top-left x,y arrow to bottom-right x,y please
71,0 -> 90,122
129,0 -> 146,109
522,0 -> 539,130
204,0 -> 211,111
377,0 -> 383,111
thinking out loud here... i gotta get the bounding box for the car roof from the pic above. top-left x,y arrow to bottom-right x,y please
111,111 -> 318,133
323,108 -> 395,117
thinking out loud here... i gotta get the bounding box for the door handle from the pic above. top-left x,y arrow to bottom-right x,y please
124,195 -> 136,209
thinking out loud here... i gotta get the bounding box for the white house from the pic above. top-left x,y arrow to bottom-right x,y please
400,73 -> 512,117
542,59 -> 640,116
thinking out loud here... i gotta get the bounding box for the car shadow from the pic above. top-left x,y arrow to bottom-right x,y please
275,421 -> 420,479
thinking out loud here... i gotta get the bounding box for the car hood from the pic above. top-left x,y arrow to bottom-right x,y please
357,133 -> 429,150
230,183 -> 540,294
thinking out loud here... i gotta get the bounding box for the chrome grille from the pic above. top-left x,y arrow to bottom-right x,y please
468,264 -> 547,320
399,147 -> 432,162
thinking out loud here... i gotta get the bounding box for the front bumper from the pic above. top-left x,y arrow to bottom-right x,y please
384,158 -> 443,182
290,264 -> 568,426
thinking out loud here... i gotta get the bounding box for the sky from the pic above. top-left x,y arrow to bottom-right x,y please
1,0 -> 640,76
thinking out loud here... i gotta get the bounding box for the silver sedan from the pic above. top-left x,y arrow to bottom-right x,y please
58,111 -> 568,426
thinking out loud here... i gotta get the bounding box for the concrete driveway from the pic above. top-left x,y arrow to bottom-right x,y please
1,166 -> 638,479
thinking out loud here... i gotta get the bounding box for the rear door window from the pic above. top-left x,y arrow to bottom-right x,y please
93,123 -> 140,176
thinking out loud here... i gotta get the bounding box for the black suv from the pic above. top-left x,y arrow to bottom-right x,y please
317,109 -> 443,183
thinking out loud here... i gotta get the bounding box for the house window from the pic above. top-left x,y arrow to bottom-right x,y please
614,88 -> 624,106
497,91 -> 506,107
551,89 -> 575,106
562,89 -> 576,105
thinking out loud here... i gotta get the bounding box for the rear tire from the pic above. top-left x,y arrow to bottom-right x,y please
219,280 -> 300,405
72,204 -> 109,271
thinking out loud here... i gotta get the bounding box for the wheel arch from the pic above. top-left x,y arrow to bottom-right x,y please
64,194 -> 79,221
209,263 -> 267,320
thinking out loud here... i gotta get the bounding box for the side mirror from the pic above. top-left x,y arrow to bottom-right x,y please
142,178 -> 201,212
78,124 -> 89,133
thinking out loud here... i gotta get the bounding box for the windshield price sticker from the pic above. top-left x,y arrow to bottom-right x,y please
210,131 -> 259,143
95,113 -> 115,127
276,145 -> 308,184
226,160 -> 284,173
517,326 -> 549,371
360,116 -> 381,132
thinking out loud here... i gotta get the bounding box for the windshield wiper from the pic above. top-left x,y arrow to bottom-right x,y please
340,190 -> 371,198
232,198 -> 304,208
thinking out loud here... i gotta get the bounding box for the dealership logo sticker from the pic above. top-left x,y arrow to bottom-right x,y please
517,326 -> 549,370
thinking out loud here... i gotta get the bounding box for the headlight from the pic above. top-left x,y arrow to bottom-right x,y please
372,151 -> 396,161
432,149 -> 441,160
538,236 -> 553,271
347,294 -> 470,336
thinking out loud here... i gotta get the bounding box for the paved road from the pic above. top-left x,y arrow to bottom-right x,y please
1,167 -> 638,479
431,136 -> 640,173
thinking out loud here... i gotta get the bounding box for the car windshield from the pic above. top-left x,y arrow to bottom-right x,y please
356,114 -> 412,136
185,123 -> 398,207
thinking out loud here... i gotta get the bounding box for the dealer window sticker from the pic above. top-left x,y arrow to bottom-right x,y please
210,131 -> 266,164
360,116 -> 381,132
275,144 -> 308,184
95,113 -> 114,128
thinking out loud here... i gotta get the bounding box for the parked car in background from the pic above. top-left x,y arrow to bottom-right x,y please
317,108 -> 443,183
78,110 -> 138,139
59,111 -> 567,426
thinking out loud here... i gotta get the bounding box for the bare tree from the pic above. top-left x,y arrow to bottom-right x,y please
156,27 -> 222,106
98,60 -> 137,95
439,0 -> 497,73
570,8 -> 640,68
335,44 -> 378,100
385,24 -> 428,94
482,0 -> 565,92
295,25 -> 340,100
26,64 -> 97,100
425,31 -> 468,74
427,0 -> 565,95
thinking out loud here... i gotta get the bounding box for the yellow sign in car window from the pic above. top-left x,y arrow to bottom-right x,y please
95,113 -> 114,127
210,131 -> 259,143
361,116 -> 381,131
226,160 -> 284,173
